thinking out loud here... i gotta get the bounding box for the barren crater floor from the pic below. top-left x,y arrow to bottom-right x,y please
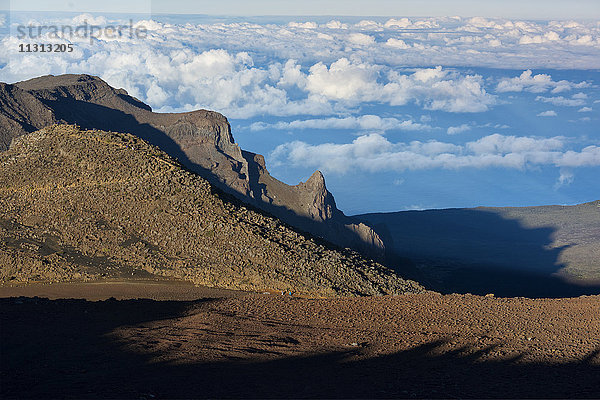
1,282 -> 599,399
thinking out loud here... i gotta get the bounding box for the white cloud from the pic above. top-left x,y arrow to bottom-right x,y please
518,31 -> 562,45
557,146 -> 600,167
271,133 -> 599,174
496,70 -> 590,94
535,95 -> 586,107
466,134 -> 564,155
570,35 -> 595,46
447,124 -> 471,135
305,58 -> 381,101
0,35 -> 498,117
354,20 -> 382,31
348,33 -> 375,45
578,107 -> 592,113
554,169 -> 574,190
145,80 -> 169,105
479,123 -> 510,129
466,17 -> 503,29
537,110 -> 557,117
72,13 -> 108,26
302,61 -> 495,112
385,38 -> 410,49
324,20 -> 348,29
384,67 -> 496,112
288,22 -> 318,29
250,115 -> 432,132
384,18 -> 439,29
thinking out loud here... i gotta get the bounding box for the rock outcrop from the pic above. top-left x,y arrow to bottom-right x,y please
0,125 -> 423,296
2,74 -> 385,256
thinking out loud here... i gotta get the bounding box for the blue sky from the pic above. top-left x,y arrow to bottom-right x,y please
0,10 -> 598,213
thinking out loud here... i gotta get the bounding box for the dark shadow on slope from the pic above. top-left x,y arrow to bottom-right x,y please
35,99 -> 391,266
358,208 -> 600,298
1,297 -> 599,399
33,100 -> 340,245
39,99 -> 199,171
241,150 -> 269,201
116,92 -> 153,111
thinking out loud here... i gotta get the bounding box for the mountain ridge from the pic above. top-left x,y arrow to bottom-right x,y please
1,74 -> 386,257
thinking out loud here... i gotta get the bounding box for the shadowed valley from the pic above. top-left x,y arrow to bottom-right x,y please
358,203 -> 600,297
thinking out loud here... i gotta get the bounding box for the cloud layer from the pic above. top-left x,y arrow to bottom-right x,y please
271,133 -> 600,174
1,14 -> 598,119
250,115 -> 432,132
496,70 -> 590,93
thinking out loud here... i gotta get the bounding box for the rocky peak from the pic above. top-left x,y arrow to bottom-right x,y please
297,171 -> 337,222
305,171 -> 327,193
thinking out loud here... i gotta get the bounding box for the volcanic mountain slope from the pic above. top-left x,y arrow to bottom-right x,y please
358,203 -> 600,297
0,82 -> 57,150
1,74 -> 384,256
0,125 -> 422,296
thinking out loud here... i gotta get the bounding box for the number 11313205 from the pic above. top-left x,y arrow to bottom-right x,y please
18,43 -> 74,52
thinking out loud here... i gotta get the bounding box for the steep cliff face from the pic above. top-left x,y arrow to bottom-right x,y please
152,111 -> 253,197
3,74 -> 386,256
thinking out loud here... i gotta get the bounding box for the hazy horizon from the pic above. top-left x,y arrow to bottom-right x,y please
5,0 -> 600,19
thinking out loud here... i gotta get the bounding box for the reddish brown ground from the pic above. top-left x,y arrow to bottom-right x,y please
2,282 -> 599,399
